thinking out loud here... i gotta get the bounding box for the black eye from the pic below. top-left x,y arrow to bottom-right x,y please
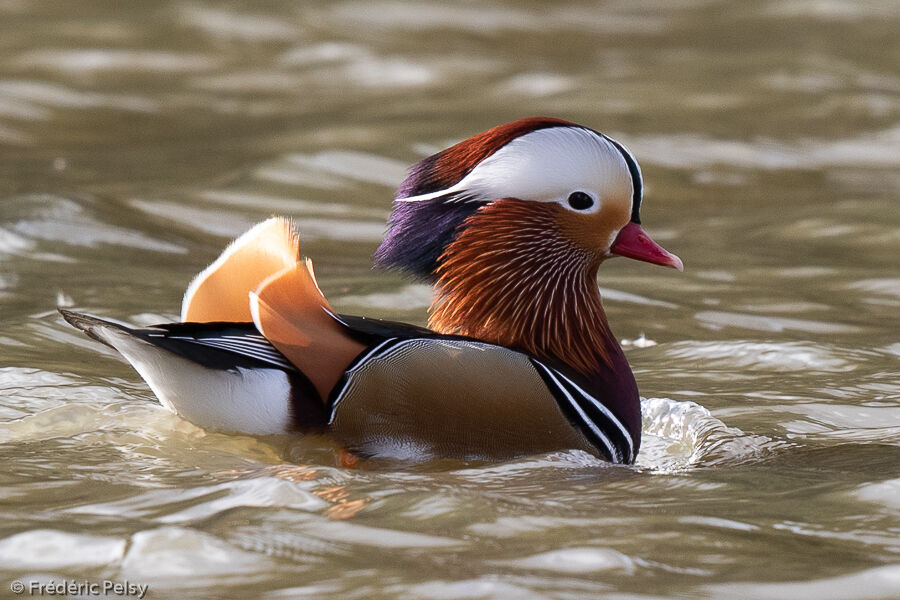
567,191 -> 594,210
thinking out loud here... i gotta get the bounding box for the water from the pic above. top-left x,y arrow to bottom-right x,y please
1,1 -> 898,598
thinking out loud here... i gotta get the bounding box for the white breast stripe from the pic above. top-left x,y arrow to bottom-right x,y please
327,375 -> 358,425
533,361 -> 619,463
345,337 -> 398,374
548,368 -> 634,463
328,337 -> 408,423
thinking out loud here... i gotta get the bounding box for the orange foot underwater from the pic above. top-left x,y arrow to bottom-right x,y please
62,117 -> 683,465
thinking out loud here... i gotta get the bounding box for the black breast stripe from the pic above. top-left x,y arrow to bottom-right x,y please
531,359 -> 633,464
549,366 -> 634,464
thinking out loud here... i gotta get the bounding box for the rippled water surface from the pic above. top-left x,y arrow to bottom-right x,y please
1,1 -> 899,599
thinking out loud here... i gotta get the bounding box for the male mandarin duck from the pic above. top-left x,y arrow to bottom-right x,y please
62,117 -> 682,465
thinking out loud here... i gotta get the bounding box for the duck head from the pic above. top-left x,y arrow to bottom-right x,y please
375,117 -> 682,374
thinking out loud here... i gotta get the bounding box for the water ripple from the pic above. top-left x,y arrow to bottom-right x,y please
701,564 -> 900,600
121,526 -> 274,585
630,126 -> 900,170
0,79 -> 158,112
695,310 -> 861,334
665,341 -> 855,372
15,49 -> 220,73
66,477 -> 327,523
491,547 -> 635,574
4,195 -> 185,254
177,5 -> 297,41
0,529 -> 125,569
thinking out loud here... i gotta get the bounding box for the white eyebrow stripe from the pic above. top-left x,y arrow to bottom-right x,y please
396,185 -> 467,203
395,127 -> 631,208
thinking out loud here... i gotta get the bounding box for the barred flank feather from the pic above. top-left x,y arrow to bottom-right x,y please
429,200 -> 615,375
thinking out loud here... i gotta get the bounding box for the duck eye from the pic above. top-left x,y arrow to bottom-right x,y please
567,191 -> 594,211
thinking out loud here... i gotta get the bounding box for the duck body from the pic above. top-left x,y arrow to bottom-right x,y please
62,117 -> 682,465
328,327 -> 638,464
61,309 -> 637,463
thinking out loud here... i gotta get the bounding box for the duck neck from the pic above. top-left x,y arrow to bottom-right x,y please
428,201 -> 620,376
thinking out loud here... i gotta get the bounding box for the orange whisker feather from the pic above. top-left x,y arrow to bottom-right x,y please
429,201 -> 615,375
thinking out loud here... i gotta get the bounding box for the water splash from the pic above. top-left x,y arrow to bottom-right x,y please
638,397 -> 784,471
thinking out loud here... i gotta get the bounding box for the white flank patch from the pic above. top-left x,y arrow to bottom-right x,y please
98,328 -> 293,435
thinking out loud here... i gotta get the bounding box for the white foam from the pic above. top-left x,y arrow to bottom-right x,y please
399,579 -> 539,600
343,56 -> 436,88
498,73 -> 576,98
279,42 -> 369,66
848,278 -> 900,298
178,6 -> 296,40
0,80 -> 157,112
599,287 -> 679,308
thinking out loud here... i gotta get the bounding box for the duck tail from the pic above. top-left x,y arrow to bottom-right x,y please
58,309 -> 134,348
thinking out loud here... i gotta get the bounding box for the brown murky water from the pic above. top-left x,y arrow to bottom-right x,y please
1,1 -> 898,599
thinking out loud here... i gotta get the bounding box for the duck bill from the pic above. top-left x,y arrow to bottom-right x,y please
610,222 -> 684,271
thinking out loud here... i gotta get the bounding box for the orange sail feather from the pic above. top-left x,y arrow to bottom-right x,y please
181,218 -> 301,323
250,261 -> 365,401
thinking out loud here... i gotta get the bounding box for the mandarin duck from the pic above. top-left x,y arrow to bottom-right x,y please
62,117 -> 682,465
